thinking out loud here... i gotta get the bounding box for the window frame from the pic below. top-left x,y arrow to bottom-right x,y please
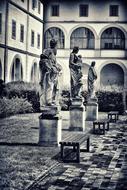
38,0 -> 41,14
12,19 -> 16,40
31,30 -> 35,47
79,4 -> 88,17
51,4 -> 59,17
44,27 -> 64,49
20,24 -> 24,43
37,33 -> 40,48
101,27 -> 125,50
32,0 -> 37,10
109,5 -> 119,17
70,27 -> 95,49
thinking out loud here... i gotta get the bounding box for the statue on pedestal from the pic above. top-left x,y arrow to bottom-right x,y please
39,39 -> 61,107
69,47 -> 83,98
87,61 -> 97,99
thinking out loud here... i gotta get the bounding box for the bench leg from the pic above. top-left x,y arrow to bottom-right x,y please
93,123 -> 95,133
76,144 -> 80,163
73,145 -> 76,152
103,124 -> 105,134
107,122 -> 109,130
87,137 -> 90,152
61,144 -> 64,159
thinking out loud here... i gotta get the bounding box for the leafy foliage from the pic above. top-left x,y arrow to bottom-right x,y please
96,91 -> 124,114
4,81 -> 40,112
0,97 -> 33,118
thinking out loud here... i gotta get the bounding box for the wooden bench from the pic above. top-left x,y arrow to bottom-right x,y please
108,111 -> 119,122
93,119 -> 110,135
59,131 -> 90,163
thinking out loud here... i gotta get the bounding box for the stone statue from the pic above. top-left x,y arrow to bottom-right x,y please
39,39 -> 61,107
88,61 -> 97,99
69,47 -> 83,98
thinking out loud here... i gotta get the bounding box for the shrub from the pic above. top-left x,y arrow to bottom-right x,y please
5,81 -> 40,112
0,79 -> 6,98
96,91 -> 124,114
0,97 -> 33,118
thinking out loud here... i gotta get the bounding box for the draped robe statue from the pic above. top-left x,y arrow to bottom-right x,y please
88,61 -> 97,99
69,47 -> 83,98
39,39 -> 61,107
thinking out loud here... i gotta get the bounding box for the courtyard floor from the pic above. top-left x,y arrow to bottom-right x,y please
0,111 -> 127,190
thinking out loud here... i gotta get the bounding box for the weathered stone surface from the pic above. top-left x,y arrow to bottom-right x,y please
39,106 -> 62,146
86,98 -> 98,121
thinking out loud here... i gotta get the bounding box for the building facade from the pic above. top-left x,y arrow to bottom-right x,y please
0,0 -> 127,106
43,0 -> 127,99
0,0 -> 43,83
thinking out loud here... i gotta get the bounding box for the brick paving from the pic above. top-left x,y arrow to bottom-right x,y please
0,112 -> 127,190
26,115 -> 127,190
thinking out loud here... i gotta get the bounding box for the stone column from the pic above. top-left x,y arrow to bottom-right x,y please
86,97 -> 98,121
38,106 -> 62,146
69,98 -> 85,131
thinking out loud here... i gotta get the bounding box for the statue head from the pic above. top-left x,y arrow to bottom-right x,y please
78,55 -> 82,59
50,39 -> 57,48
91,61 -> 96,67
72,46 -> 79,54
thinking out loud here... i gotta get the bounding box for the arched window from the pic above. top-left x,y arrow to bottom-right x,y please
0,60 -> 2,79
11,58 -> 23,81
31,62 -> 38,83
70,27 -> 95,49
44,27 -> 64,49
101,27 -> 125,49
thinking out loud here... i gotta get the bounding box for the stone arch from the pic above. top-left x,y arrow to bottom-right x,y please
99,24 -> 127,39
99,62 -> 126,91
10,55 -> 23,81
44,27 -> 65,49
70,27 -> 95,49
69,24 -> 98,40
100,27 -> 125,49
31,62 -> 39,83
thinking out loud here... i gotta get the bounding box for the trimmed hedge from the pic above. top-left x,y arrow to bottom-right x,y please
0,97 -> 33,118
5,81 -> 40,112
96,91 -> 124,114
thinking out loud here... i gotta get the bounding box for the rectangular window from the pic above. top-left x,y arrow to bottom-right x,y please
12,20 -> 16,39
37,34 -> 40,48
20,24 -> 24,42
0,13 -> 2,34
51,5 -> 59,16
38,1 -> 41,14
110,5 -> 119,16
79,4 -> 88,17
31,30 -> 34,46
32,0 -> 37,9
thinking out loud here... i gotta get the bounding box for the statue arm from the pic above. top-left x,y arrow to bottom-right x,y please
93,68 -> 97,79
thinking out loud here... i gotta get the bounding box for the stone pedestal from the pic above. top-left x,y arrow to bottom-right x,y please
86,98 -> 98,121
69,98 -> 85,131
38,106 -> 62,146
